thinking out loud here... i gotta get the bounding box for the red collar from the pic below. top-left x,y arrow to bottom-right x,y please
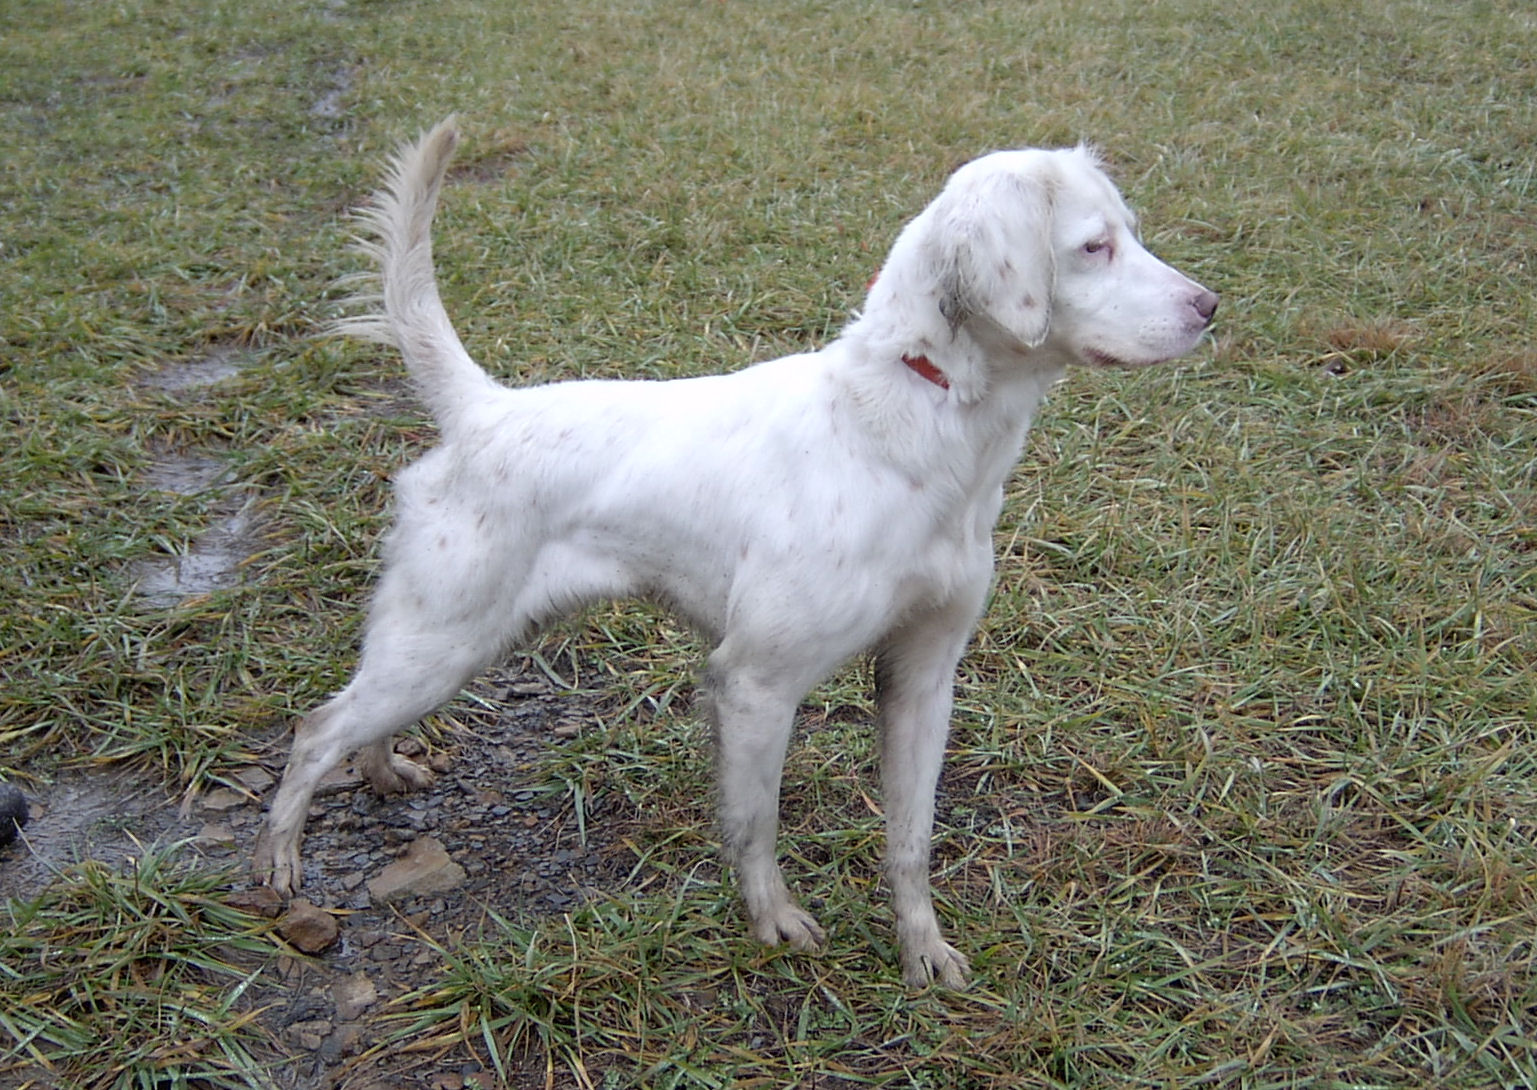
902,353 -> 950,390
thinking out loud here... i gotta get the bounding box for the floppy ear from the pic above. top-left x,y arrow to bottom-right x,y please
931,169 -> 1056,347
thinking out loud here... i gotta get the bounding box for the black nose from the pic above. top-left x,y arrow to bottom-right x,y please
1193,289 -> 1219,324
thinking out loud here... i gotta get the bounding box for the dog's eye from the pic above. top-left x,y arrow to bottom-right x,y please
1082,238 -> 1113,258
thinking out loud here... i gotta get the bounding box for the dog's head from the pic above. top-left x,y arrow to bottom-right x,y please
880,147 -> 1217,378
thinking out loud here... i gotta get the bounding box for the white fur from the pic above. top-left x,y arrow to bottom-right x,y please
254,118 -> 1217,988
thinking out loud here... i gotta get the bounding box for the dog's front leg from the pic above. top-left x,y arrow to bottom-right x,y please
876,596 -> 985,989
705,653 -> 827,953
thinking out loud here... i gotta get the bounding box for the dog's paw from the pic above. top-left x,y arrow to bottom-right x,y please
753,904 -> 827,952
251,830 -> 303,897
360,746 -> 435,796
901,940 -> 971,990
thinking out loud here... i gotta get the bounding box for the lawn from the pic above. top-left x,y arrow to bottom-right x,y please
2,0 -> 1535,1086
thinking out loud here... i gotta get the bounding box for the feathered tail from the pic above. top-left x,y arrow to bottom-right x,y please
331,117 -> 498,432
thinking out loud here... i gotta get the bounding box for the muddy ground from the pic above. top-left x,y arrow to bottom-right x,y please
1,348 -> 655,1088
1,663 -> 645,1089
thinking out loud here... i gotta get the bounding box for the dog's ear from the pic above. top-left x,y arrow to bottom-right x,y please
932,168 -> 1056,348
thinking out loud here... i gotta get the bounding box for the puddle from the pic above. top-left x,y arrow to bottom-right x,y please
0,767 -> 191,904
311,59 -> 354,119
144,449 -> 232,495
133,348 -> 267,607
141,344 -> 259,393
130,505 -> 263,607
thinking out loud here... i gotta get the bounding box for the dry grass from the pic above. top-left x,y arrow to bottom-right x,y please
3,0 -> 1536,1086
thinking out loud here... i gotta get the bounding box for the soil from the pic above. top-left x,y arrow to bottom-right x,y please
0,350 -> 649,1087
0,665 -> 645,1090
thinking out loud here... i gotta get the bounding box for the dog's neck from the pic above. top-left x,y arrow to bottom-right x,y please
902,352 -> 950,390
832,316 -> 1067,510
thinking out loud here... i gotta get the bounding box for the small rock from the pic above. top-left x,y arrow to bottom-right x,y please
316,764 -> 363,796
225,885 -> 285,918
196,822 -> 236,846
0,783 -> 30,846
200,787 -> 246,812
332,971 -> 378,1020
279,899 -> 340,953
285,1018 -> 333,1051
367,837 -> 466,904
320,1022 -> 363,1063
232,766 -> 275,792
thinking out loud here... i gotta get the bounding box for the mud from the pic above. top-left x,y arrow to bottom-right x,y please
140,343 -> 260,394
129,349 -> 269,608
0,345 -> 649,1086
129,502 -> 264,606
0,666 -> 644,1088
143,447 -> 234,495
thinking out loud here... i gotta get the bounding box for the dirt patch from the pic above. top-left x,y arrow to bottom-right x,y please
139,343 -> 262,394
143,446 -> 235,495
0,665 -> 643,1088
249,666 -> 640,1088
129,501 -> 265,607
128,348 -> 272,609
0,767 -> 181,904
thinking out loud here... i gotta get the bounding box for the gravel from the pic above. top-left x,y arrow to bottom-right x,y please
0,665 -> 642,1088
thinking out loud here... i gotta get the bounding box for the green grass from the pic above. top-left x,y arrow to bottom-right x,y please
3,0 -> 1536,1086
0,842 -> 275,1089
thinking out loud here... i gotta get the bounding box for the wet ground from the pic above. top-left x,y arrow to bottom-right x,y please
0,663 -> 641,1089
0,345 -> 649,1087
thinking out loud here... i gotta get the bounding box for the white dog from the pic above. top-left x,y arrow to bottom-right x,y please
254,118 -> 1216,988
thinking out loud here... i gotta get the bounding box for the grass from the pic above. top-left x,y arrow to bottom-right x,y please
2,0 -> 1535,1086
0,842 -> 275,1089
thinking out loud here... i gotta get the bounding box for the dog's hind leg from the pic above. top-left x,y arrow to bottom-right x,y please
356,735 -> 435,795
254,626 -> 499,895
255,527 -> 527,894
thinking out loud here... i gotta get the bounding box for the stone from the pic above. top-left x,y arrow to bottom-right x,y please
331,971 -> 379,1020
196,822 -> 236,846
320,1022 -> 363,1063
279,899 -> 340,953
232,765 -> 275,792
225,885 -> 285,918
285,1018 -> 333,1051
199,787 -> 246,812
0,783 -> 30,846
366,837 -> 466,904
316,764 -> 363,796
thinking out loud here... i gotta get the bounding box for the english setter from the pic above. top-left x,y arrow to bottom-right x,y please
254,118 -> 1216,987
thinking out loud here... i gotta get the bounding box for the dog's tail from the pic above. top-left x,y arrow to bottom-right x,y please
332,117 -> 499,431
